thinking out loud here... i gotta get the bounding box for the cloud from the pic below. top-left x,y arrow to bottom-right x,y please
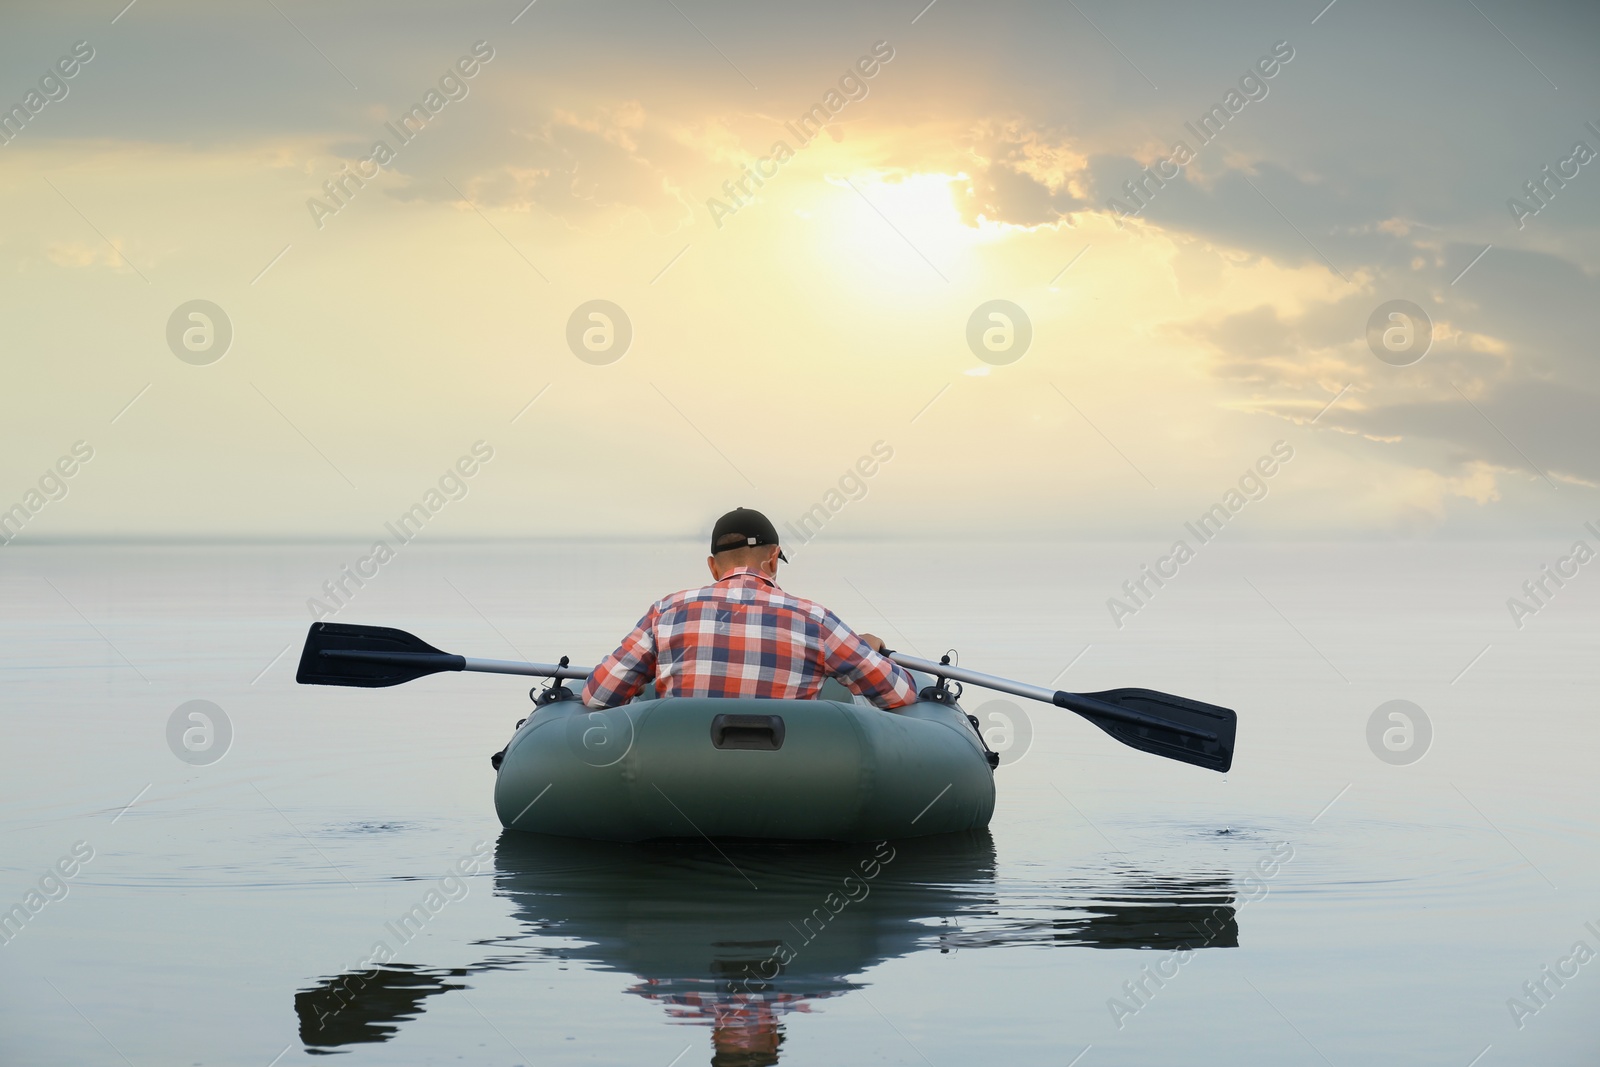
385,103 -> 696,233
44,240 -> 123,269
951,121 -> 1088,227
1325,379 -> 1600,489
1177,276 -> 1600,493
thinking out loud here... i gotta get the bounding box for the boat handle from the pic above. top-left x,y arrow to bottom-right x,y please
710,714 -> 786,751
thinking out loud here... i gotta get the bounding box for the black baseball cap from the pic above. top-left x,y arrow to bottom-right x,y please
710,507 -> 788,562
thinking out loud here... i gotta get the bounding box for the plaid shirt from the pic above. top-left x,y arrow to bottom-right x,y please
581,568 -> 919,709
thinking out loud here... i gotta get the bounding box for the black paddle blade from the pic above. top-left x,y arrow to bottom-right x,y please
1058,688 -> 1236,773
295,623 -> 466,688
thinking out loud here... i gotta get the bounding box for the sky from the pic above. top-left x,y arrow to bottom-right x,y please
3,0 -> 1599,544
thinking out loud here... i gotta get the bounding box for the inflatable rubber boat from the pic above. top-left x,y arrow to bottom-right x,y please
491,674 -> 996,842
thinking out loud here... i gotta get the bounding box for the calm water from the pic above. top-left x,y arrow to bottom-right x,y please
2,541 -> 1596,1065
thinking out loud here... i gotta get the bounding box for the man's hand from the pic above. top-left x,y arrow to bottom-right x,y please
860,632 -> 886,653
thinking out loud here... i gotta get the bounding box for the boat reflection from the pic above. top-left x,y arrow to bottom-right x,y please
292,830 -> 1239,1063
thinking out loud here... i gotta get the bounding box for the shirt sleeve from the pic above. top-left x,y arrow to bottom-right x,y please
816,609 -> 920,709
581,606 -> 658,708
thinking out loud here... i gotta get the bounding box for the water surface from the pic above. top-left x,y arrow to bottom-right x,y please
2,541 -> 1595,1065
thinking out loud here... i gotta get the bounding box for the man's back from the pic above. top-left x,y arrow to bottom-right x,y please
581,567 -> 918,709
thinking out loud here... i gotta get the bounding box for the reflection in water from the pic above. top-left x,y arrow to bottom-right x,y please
292,830 -> 1239,1063
962,878 -> 1240,951
294,963 -> 467,1053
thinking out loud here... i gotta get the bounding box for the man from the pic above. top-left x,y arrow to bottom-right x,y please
581,508 -> 919,710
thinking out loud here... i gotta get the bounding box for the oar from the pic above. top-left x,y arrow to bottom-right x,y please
885,650 -> 1235,774
294,622 -> 587,688
295,622 -> 1235,773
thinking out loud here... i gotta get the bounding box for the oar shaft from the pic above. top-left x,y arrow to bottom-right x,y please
461,656 -> 590,681
886,651 -> 1217,741
887,652 -> 1056,704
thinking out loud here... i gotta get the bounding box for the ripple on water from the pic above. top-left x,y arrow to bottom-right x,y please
329,820 -> 415,835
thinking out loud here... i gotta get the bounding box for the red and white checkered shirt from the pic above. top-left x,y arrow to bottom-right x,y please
580,568 -> 919,709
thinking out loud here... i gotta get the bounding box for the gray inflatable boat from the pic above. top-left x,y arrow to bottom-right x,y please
493,676 -> 996,842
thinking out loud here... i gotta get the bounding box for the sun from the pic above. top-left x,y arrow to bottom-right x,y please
811,170 -> 985,286
842,171 -> 967,233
